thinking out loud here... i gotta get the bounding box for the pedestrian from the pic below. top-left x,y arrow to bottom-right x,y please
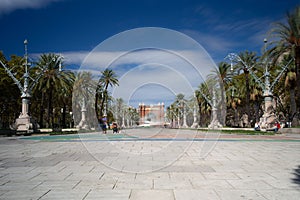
112,122 -> 118,134
274,121 -> 281,132
254,121 -> 260,131
101,115 -> 107,134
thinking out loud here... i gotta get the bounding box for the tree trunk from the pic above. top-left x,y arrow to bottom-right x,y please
196,97 -> 202,127
39,92 -> 44,128
62,103 -> 66,128
95,91 -> 99,122
295,46 -> 300,117
254,100 -> 260,123
48,87 -> 53,128
245,71 -> 251,123
290,87 -> 297,126
220,86 -> 227,126
100,84 -> 109,117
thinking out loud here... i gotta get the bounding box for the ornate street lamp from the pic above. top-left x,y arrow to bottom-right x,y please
0,40 -> 63,134
1,40 -> 42,133
191,93 -> 199,128
181,100 -> 188,128
197,87 -> 223,129
226,40 -> 294,129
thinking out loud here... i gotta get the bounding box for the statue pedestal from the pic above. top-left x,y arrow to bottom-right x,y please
15,116 -> 35,134
76,104 -> 89,130
208,107 -> 223,129
191,122 -> 198,129
182,124 -> 189,128
77,120 -> 89,130
208,120 -> 223,129
259,96 -> 277,130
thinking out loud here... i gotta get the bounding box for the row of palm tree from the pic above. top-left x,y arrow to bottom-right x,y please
0,51 -> 120,129
168,6 -> 300,127
1,6 -> 299,129
167,51 -> 297,128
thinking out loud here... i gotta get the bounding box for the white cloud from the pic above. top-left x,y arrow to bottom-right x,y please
53,27 -> 221,107
61,48 -> 217,107
0,0 -> 64,15
62,49 -> 215,82
112,63 -> 194,106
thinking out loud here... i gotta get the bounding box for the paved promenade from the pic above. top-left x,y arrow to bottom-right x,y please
0,128 -> 299,199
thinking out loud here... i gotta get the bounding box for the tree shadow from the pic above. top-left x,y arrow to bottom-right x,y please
292,165 -> 300,186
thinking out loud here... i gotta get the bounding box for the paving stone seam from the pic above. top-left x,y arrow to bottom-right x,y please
212,189 -> 222,200
98,172 -> 105,180
171,189 -> 176,200
82,189 -> 91,200
72,180 -> 82,189
128,189 -> 133,199
32,181 -> 44,190
29,172 -> 42,181
0,180 -> 10,186
89,166 -> 95,173
255,189 -> 269,200
225,179 -> 236,189
63,172 -> 73,181
57,165 -> 66,172
37,189 -> 51,200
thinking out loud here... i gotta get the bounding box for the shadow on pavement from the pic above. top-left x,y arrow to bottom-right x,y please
292,165 -> 300,186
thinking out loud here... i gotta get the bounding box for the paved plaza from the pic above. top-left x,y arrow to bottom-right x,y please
0,128 -> 300,199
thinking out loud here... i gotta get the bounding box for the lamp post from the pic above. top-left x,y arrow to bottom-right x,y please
122,106 -> 126,128
0,40 -> 46,133
207,88 -> 222,129
77,97 -> 89,130
191,94 -> 199,128
226,40 -> 294,129
182,101 -> 188,128
197,87 -> 223,129
69,111 -> 73,128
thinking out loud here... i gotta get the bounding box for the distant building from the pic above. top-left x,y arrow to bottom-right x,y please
138,103 -> 164,126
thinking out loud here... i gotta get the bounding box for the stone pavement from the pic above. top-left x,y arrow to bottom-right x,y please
0,128 -> 300,200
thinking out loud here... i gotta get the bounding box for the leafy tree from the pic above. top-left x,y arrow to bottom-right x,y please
235,51 -> 259,122
268,6 -> 300,124
33,53 -> 74,128
96,69 -> 119,120
209,62 -> 231,125
72,72 -> 97,128
0,52 -> 25,128
195,83 -> 211,127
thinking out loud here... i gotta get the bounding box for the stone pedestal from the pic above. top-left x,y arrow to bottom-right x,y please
191,105 -> 198,128
182,107 -> 188,128
191,123 -> 198,129
208,90 -> 222,129
259,96 -> 277,130
77,100 -> 89,130
208,107 -> 222,129
14,97 -> 36,134
15,116 -> 34,133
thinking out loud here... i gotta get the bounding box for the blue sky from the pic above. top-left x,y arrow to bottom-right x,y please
0,0 -> 299,107
0,0 -> 298,61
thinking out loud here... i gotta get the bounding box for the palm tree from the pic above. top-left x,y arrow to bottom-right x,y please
280,55 -> 298,123
96,69 -> 119,120
195,83 -> 211,127
209,62 -> 231,125
113,98 -> 125,126
56,73 -> 75,128
34,53 -> 74,128
268,6 -> 300,121
72,72 -> 97,128
234,51 -> 259,122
